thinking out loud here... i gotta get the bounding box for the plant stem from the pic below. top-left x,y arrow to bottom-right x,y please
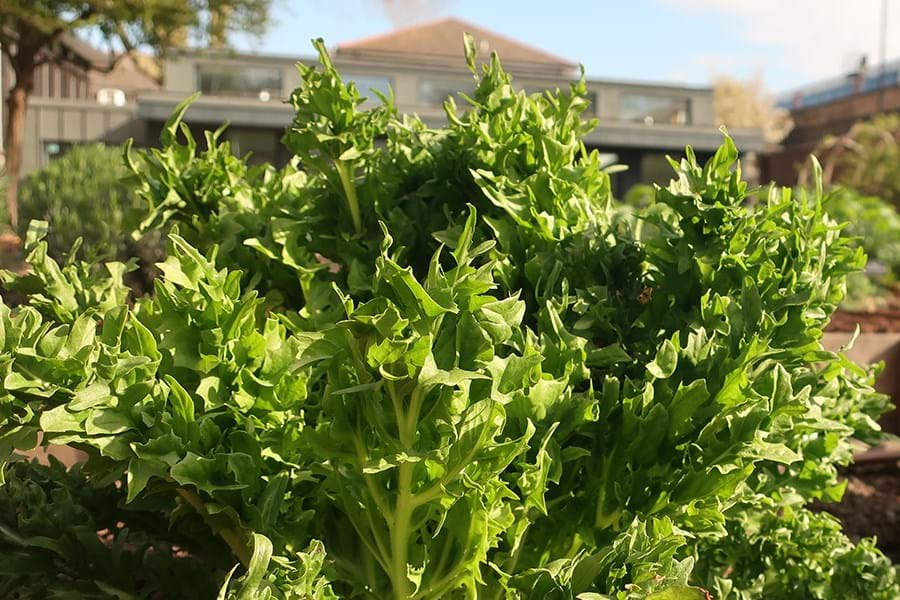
417,557 -> 467,600
391,461 -> 413,600
504,524 -> 529,575
334,159 -> 362,235
387,382 -> 421,600
336,477 -> 392,575
176,487 -> 252,567
355,435 -> 394,521
363,545 -> 378,593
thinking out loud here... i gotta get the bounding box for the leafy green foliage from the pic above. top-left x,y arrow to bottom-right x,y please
695,501 -> 898,600
816,113 -> 900,208
820,186 -> 900,305
1,36 -> 896,599
17,144 -> 156,262
0,458 -> 223,597
0,221 -> 134,324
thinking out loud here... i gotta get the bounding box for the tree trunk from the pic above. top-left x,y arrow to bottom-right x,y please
4,63 -> 35,232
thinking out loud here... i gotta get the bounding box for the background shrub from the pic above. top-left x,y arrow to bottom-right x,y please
820,186 -> 900,307
824,187 -> 900,278
814,113 -> 900,208
17,144 -> 163,266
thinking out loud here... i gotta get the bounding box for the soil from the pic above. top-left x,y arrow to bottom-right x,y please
814,448 -> 900,563
828,308 -> 900,333
828,288 -> 900,332
826,289 -> 900,565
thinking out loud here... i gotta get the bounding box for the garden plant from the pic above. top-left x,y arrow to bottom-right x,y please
820,186 -> 900,307
14,143 -> 157,264
0,144 -> 165,294
0,37 -> 897,599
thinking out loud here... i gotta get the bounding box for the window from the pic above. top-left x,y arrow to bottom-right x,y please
197,64 -> 283,99
587,91 -> 599,115
419,78 -> 474,106
347,75 -> 393,102
620,93 -> 691,125
97,88 -> 126,106
228,129 -> 279,166
640,153 -> 676,184
44,141 -> 75,162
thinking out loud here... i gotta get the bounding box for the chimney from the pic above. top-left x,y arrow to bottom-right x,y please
850,55 -> 868,93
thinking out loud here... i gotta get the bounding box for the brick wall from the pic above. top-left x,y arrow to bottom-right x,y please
764,85 -> 900,186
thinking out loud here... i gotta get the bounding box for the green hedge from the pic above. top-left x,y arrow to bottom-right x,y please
17,143 -> 161,265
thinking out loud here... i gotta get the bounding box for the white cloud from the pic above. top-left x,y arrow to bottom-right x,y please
663,0 -> 900,88
667,52 -> 768,85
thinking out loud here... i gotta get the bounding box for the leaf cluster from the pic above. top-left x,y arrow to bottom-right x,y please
818,186 -> 900,304
16,143 -> 164,266
0,36 -> 896,599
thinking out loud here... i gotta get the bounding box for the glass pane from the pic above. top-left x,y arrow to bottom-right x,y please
640,153 -> 675,184
419,79 -> 474,105
347,75 -> 393,102
620,93 -> 691,125
584,91 -> 598,116
198,64 -> 283,99
228,129 -> 278,165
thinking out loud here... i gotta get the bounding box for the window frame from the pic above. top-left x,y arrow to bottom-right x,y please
195,63 -> 284,100
618,92 -> 692,125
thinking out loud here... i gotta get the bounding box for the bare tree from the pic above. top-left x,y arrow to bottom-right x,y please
713,75 -> 793,145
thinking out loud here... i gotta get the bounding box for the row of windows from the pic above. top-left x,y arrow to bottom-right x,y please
194,64 -> 693,124
197,64 -> 284,100
619,93 -> 690,125
195,65 -> 395,104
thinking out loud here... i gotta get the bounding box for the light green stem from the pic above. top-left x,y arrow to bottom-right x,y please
391,461 -> 413,600
355,435 -> 394,522
334,159 -> 362,234
387,383 -> 423,600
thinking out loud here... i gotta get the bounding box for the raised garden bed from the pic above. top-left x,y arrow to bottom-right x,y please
825,305 -> 900,435
821,304 -> 900,565
815,448 -> 900,563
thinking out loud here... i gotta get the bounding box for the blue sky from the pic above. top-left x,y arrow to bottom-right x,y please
233,0 -> 900,93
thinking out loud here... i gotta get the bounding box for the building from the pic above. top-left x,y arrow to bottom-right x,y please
0,33 -> 160,174
6,18 -> 764,193
765,57 -> 900,185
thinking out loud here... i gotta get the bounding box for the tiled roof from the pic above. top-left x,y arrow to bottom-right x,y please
337,17 -> 576,76
55,35 -> 161,96
59,33 -> 110,68
89,54 -> 161,98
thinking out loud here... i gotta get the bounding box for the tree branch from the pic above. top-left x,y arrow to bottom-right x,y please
62,5 -> 97,31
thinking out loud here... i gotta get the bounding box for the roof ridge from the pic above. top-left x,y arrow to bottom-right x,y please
452,20 -> 576,67
338,16 -> 466,49
338,16 -> 576,68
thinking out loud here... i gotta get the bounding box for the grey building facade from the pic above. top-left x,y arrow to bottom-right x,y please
0,34 -> 160,175
7,19 -> 764,193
